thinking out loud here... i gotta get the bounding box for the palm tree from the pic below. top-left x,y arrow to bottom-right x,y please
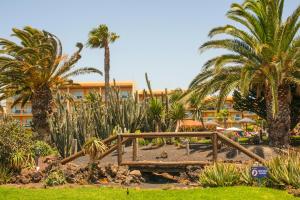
87,24 -> 119,103
188,92 -> 209,128
0,26 -> 102,140
169,102 -> 186,132
216,109 -> 229,128
189,0 -> 300,146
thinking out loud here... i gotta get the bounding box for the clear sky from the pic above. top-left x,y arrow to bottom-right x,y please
1,0 -> 297,90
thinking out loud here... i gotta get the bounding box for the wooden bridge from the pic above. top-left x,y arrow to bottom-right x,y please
61,132 -> 266,167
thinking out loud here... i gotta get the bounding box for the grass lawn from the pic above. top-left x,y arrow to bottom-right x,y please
0,186 -> 299,200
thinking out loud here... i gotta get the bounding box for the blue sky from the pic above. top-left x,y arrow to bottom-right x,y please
1,0 -> 297,90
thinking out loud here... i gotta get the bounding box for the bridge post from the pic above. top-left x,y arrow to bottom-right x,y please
132,138 -> 138,161
212,132 -> 218,163
117,135 -> 123,165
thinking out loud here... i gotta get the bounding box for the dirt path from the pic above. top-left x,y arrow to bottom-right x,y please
73,144 -> 277,167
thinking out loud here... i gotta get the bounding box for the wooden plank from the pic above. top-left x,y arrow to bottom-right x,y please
132,138 -> 138,161
120,132 -> 213,138
98,138 -> 130,160
212,132 -> 218,162
121,161 -> 211,167
217,132 -> 265,163
117,135 -> 123,165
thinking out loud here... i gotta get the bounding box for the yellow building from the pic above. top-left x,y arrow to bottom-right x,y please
5,81 -> 136,127
5,81 -> 258,128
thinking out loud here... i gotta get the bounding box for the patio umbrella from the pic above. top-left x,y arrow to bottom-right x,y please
225,127 -> 243,131
238,117 -> 256,131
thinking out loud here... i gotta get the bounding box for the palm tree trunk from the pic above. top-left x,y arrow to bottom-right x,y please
104,44 -> 110,103
265,84 -> 291,147
31,85 -> 53,141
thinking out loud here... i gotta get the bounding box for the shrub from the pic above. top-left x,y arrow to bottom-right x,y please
32,141 -> 55,157
239,164 -> 258,186
44,170 -> 66,186
266,152 -> 300,189
199,163 -> 240,187
0,167 -> 12,184
0,117 -> 33,172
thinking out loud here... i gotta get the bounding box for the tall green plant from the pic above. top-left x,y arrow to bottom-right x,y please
189,0 -> 300,146
0,26 -> 101,140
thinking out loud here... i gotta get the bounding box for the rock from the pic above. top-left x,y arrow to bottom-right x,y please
31,171 -> 43,183
105,164 -> 119,178
185,166 -> 202,182
20,176 -> 30,184
161,151 -> 168,159
129,170 -> 142,177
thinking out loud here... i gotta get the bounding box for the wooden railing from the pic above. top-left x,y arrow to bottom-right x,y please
117,132 -> 266,167
61,131 -> 265,166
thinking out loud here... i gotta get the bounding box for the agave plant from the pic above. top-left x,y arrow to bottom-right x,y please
83,137 -> 108,162
266,152 -> 300,188
199,163 -> 241,187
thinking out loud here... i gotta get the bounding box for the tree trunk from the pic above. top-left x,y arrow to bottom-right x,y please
31,85 -> 53,141
104,44 -> 110,103
265,84 -> 291,147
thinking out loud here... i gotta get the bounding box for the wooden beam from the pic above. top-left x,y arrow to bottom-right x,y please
120,132 -> 213,138
217,132 -> 265,163
121,161 -> 211,167
132,138 -> 138,161
212,132 -> 218,162
117,135 -> 123,165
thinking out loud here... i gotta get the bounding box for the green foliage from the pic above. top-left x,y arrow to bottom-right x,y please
266,153 -> 300,189
32,141 -> 55,157
0,26 -> 101,139
199,163 -> 240,187
83,137 -> 107,161
44,170 -> 66,187
0,117 -> 33,172
0,187 -> 297,200
0,167 -> 12,184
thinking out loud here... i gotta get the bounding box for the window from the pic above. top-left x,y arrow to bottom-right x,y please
120,91 -> 130,99
72,91 -> 84,99
12,105 -> 21,114
224,103 -> 232,109
24,119 -> 32,127
234,114 -> 241,121
23,106 -> 32,113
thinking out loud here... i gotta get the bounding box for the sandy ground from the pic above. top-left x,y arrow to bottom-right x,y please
73,143 -> 276,167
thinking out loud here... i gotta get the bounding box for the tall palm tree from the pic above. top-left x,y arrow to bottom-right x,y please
87,24 -> 119,103
0,26 -> 102,140
189,0 -> 300,146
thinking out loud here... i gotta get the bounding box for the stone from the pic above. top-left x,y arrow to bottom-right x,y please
129,170 -> 142,177
160,151 -> 168,159
31,171 -> 43,183
20,176 -> 30,184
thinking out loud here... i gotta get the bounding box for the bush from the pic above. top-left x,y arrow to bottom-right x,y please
290,136 -> 300,146
44,170 -> 66,186
199,163 -> 241,187
32,141 -> 55,157
0,117 -> 33,172
0,167 -> 12,184
266,152 -> 300,189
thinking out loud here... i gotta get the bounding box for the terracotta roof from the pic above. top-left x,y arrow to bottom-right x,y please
66,81 -> 135,88
180,119 -> 203,127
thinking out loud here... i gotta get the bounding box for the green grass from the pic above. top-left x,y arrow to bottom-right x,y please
0,186 -> 299,200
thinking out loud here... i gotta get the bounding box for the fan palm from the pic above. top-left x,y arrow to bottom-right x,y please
87,24 -> 119,103
0,26 -> 102,140
189,0 -> 300,146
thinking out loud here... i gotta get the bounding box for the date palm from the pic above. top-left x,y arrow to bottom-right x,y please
87,24 -> 119,103
0,26 -> 102,140
189,0 -> 300,146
